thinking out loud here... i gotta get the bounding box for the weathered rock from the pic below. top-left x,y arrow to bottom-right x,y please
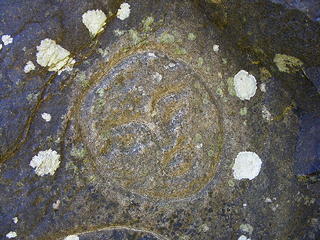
0,0 -> 319,239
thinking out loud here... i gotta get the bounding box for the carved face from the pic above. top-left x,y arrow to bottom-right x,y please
80,52 -> 222,200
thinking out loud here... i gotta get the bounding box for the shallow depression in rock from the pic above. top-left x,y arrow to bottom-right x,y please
78,51 -> 223,200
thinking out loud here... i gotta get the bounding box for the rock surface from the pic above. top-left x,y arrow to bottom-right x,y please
0,0 -> 319,239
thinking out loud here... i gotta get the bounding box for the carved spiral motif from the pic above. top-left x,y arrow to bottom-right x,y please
79,51 -> 223,200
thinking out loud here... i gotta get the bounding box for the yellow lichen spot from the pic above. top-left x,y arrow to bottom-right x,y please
273,54 -> 303,73
259,67 -> 272,80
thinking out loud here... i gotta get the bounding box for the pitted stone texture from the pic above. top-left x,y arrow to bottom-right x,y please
80,52 -> 222,200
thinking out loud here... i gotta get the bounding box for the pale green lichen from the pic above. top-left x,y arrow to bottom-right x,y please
202,93 -> 210,104
27,92 -> 39,103
222,58 -> 228,64
129,29 -> 141,45
227,77 -> 236,96
159,32 -> 175,43
240,223 -> 254,235
96,88 -> 105,97
197,57 -> 204,67
114,29 -> 126,36
142,16 -> 154,31
76,71 -> 90,88
193,81 -> 201,89
216,88 -> 224,97
188,33 -> 197,41
273,54 -> 303,73
97,48 -> 109,58
171,31 -> 183,43
240,107 -> 247,116
174,47 -> 187,55
207,150 -> 215,157
70,146 -> 86,159
194,133 -> 202,143
228,179 -> 235,187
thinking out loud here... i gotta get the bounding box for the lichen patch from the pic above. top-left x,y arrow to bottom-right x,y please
262,105 -> 272,121
232,151 -> 262,180
82,9 -> 107,37
240,223 -> 254,235
213,44 -> 219,52
30,149 -> 60,176
64,235 -> 79,240
233,70 -> 257,100
41,113 -> 52,122
273,54 -> 303,73
24,61 -> 35,73
238,235 -> 250,240
36,38 -> 75,75
117,3 -> 131,21
12,217 -> 18,224
1,35 -> 13,45
6,232 -> 17,239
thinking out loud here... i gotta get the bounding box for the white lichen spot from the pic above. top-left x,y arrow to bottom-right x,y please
233,70 -> 257,100
260,83 -> 266,92
232,151 -> 262,180
243,203 -> 247,207
52,199 -> 61,209
265,197 -> 272,203
41,113 -> 52,122
117,3 -> 131,21
64,235 -> 79,240
0,43 -> 2,50
12,217 -> 18,224
262,105 -> 272,121
36,38 -> 75,75
114,29 -> 126,36
240,223 -> 254,235
238,235 -> 250,240
271,204 -> 279,212
213,44 -> 220,52
148,52 -> 157,58
6,232 -> 17,239
165,62 -> 176,69
82,9 -> 107,37
24,61 -> 36,73
30,149 -> 60,176
2,35 -> 13,45
97,48 -> 109,58
152,72 -> 163,82
200,224 -> 209,232
196,143 -> 203,149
